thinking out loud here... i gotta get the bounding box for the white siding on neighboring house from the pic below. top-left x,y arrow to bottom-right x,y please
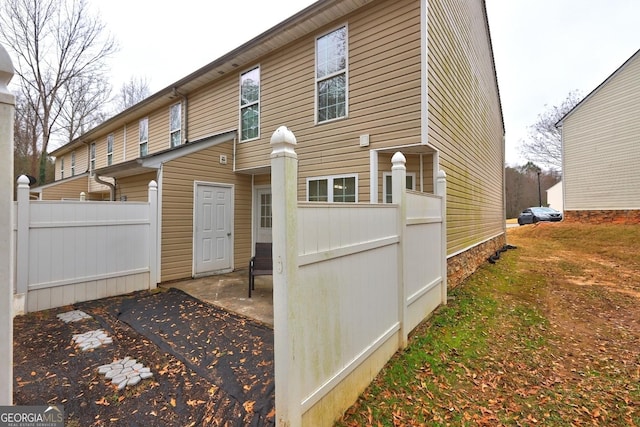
546,181 -> 563,212
561,50 -> 640,211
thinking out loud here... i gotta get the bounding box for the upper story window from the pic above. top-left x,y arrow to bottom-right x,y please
89,143 -> 96,175
316,25 -> 347,123
139,117 -> 149,156
71,151 -> 76,176
170,103 -> 181,147
240,66 -> 260,141
307,174 -> 357,202
107,133 -> 114,166
60,157 -> 64,179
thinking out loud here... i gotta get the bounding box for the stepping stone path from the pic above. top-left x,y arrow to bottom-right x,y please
98,357 -> 153,390
56,310 -> 154,390
56,310 -> 92,323
72,329 -> 113,351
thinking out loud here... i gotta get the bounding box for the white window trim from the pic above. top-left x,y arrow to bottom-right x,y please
60,157 -> 64,179
139,117 -> 149,156
306,173 -> 358,202
315,24 -> 349,125
71,151 -> 76,176
170,103 -> 182,147
89,142 -> 96,175
382,172 -> 416,203
107,133 -> 114,166
239,65 -> 260,142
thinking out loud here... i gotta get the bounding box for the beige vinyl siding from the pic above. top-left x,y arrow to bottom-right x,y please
198,0 -> 421,203
148,108 -> 170,153
427,0 -> 504,255
160,141 -> 252,282
87,137 -> 113,194
377,153 -> 434,201
70,147 -> 89,177
563,54 -> 640,210
187,74 -> 238,142
40,175 -> 88,200
115,172 -> 158,202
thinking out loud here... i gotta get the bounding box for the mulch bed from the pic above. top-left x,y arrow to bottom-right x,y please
13,288 -> 275,426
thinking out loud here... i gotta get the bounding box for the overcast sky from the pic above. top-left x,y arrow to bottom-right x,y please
92,0 -> 640,166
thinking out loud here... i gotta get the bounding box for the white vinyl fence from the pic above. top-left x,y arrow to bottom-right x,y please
12,176 -> 158,314
269,127 -> 446,426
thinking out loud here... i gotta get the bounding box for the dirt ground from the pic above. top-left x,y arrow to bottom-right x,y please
505,223 -> 640,423
13,288 -> 274,427
13,223 -> 640,426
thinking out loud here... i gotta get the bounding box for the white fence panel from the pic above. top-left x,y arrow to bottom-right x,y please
27,201 -> 150,290
13,179 -> 158,314
297,204 -> 400,411
404,188 -> 446,332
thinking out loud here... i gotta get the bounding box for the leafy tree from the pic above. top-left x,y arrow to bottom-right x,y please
520,90 -> 582,171
0,0 -> 117,185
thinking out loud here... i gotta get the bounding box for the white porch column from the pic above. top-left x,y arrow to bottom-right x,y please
391,152 -> 408,348
270,126 -> 301,426
0,43 -> 15,404
436,170 -> 448,305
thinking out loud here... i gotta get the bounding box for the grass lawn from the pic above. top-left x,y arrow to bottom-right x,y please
336,222 -> 640,426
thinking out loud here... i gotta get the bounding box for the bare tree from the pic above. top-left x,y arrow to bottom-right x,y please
113,76 -> 151,113
0,0 -> 117,184
520,90 -> 582,171
58,74 -> 112,143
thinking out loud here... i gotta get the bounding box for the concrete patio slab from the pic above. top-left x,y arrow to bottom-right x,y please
160,269 -> 274,328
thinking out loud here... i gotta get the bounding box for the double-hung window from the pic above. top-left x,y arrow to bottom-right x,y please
60,158 -> 64,179
139,117 -> 149,156
240,66 -> 260,141
107,134 -> 114,166
89,143 -> 96,175
170,103 -> 181,147
71,152 -> 76,176
316,26 -> 347,123
307,174 -> 357,202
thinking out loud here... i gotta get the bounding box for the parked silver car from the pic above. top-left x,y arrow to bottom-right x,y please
517,207 -> 563,225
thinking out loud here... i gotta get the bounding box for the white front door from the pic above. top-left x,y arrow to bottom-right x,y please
194,183 -> 232,275
255,186 -> 272,243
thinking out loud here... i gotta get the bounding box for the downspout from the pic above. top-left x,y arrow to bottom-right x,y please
94,174 -> 116,201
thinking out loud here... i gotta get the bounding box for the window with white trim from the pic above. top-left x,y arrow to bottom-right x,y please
307,174 -> 357,202
240,66 -> 260,141
316,26 -> 347,123
139,117 -> 148,156
170,103 -> 181,147
260,193 -> 272,228
60,157 -> 64,179
107,133 -> 114,166
89,142 -> 96,175
71,151 -> 76,176
383,172 -> 416,203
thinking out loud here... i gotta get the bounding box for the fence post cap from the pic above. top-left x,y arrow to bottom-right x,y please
270,126 -> 297,146
437,170 -> 447,179
391,151 -> 406,168
17,175 -> 30,185
148,180 -> 158,189
0,44 -> 14,92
